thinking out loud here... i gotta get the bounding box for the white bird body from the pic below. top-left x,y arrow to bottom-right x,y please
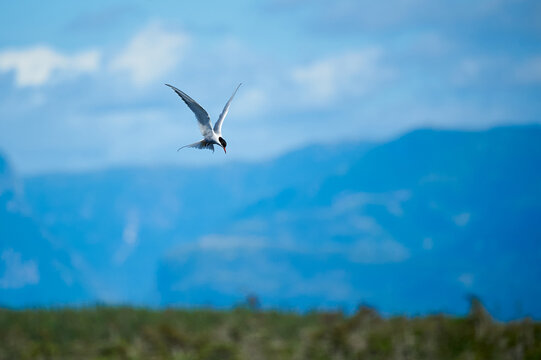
165,83 -> 242,153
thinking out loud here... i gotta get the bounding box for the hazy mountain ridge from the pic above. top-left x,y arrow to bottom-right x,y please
2,126 -> 540,319
0,152 -> 87,306
15,141 -> 373,305
157,126 -> 541,318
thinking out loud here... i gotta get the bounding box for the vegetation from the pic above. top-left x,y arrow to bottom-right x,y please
1,299 -> 540,360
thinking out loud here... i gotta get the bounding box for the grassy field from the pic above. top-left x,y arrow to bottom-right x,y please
1,299 -> 540,360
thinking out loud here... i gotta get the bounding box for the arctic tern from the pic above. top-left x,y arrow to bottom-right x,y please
165,83 -> 242,154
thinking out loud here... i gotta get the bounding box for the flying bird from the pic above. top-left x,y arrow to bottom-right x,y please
165,83 -> 242,154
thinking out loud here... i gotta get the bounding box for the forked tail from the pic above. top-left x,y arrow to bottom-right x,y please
178,140 -> 215,153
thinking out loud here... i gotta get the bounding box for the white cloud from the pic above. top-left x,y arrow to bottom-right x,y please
292,49 -> 391,104
0,23 -> 188,89
0,249 -> 39,289
0,46 -> 100,87
110,23 -> 189,86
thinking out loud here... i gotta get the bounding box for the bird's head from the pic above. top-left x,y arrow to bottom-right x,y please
218,137 -> 227,154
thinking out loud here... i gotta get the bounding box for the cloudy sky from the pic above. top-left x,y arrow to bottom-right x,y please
0,0 -> 540,174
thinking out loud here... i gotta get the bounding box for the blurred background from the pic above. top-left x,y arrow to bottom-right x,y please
1,0 -> 541,324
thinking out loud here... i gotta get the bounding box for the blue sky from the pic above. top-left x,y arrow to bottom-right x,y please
0,0 -> 540,174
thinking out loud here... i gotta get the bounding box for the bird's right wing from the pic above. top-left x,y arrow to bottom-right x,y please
178,140 -> 215,153
213,83 -> 242,135
165,84 -> 213,138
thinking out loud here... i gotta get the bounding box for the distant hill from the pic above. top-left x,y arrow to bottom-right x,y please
6,125 -> 541,319
158,126 -> 541,318
19,141 -> 374,305
0,153 -> 87,306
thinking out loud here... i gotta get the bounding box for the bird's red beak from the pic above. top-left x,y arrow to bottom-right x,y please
223,147 -> 227,154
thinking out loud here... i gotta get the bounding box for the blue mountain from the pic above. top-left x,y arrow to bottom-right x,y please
0,153 -> 87,306
17,142 -> 373,304
157,126 -> 541,319
5,125 -> 540,319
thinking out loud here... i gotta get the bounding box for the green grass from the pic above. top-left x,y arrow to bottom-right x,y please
1,300 -> 540,360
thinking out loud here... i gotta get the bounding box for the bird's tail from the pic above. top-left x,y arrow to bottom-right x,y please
178,140 -> 215,153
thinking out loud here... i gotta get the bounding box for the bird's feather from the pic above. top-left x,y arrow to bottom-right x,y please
165,84 -> 213,138
178,140 -> 215,152
213,83 -> 242,135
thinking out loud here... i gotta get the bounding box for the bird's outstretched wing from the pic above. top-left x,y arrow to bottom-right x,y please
178,140 -> 215,153
213,83 -> 242,136
165,84 -> 213,138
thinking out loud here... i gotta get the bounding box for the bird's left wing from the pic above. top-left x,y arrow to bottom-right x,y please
165,84 -> 213,138
213,83 -> 242,135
